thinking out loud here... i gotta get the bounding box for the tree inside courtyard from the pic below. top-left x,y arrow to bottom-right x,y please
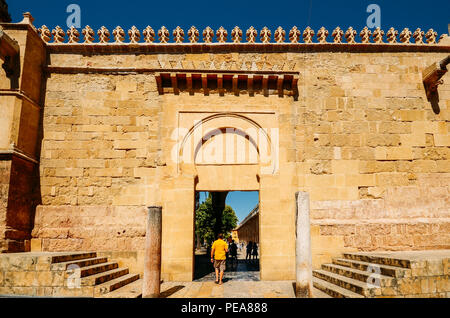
195,193 -> 238,247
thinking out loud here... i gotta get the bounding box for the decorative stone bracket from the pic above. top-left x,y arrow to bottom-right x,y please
423,55 -> 450,100
155,70 -> 299,98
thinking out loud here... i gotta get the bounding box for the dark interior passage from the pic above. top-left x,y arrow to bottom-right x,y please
194,191 -> 260,281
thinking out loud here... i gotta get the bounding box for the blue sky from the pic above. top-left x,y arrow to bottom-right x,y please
8,0 -> 450,38
199,192 -> 259,223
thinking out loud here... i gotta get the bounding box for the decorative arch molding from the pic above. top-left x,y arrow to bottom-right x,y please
194,127 -> 260,164
177,112 -> 278,175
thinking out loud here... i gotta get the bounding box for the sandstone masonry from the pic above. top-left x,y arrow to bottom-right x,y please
0,13 -> 449,282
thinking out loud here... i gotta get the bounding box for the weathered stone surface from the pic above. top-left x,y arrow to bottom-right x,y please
0,17 -> 449,284
314,250 -> 450,297
0,252 -> 142,297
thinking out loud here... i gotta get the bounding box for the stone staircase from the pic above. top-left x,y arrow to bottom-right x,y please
50,252 -> 142,298
313,252 -> 413,298
2,250 -> 448,298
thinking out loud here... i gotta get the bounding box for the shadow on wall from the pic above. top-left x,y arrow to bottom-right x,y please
426,84 -> 441,115
29,66 -> 48,244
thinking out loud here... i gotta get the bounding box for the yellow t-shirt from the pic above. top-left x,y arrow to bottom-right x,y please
212,239 -> 228,260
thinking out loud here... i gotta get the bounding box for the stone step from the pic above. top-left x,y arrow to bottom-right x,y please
100,279 -> 143,298
343,253 -> 411,269
312,277 -> 364,298
94,274 -> 142,298
79,262 -> 119,278
81,267 -> 129,286
51,252 -> 97,264
322,263 -> 395,287
333,258 -> 410,279
313,269 -> 381,297
51,257 -> 109,271
312,286 -> 333,298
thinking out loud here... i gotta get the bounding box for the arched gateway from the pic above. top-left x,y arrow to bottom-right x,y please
160,97 -> 295,282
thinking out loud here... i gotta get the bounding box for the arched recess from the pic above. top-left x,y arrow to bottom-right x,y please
177,112 -> 278,178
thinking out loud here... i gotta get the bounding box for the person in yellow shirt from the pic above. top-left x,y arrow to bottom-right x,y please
211,233 -> 229,285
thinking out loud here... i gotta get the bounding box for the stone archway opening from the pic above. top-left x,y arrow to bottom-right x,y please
193,190 -> 260,282
162,111 -> 280,282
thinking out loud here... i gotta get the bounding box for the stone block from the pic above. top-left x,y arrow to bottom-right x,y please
400,134 -> 426,147
35,287 -> 55,297
375,173 -> 409,186
411,267 -> 428,277
411,160 -> 437,173
116,80 -> 137,92
397,278 -> 422,295
345,174 -> 375,186
4,271 -> 37,287
385,147 -> 413,160
378,122 -> 412,134
0,286 -> 35,296
381,286 -> 398,296
434,135 -> 450,147
444,259 -> 449,275
392,110 -> 426,122
35,271 -> 54,287
426,260 -> 444,276
54,168 -> 84,177
411,122 -> 437,134
374,147 -> 387,160
359,161 -> 395,173
305,175 -> 335,187
332,160 -> 359,174
91,168 -> 123,177
422,277 -> 437,294
1,256 -> 36,272
435,275 -> 450,292
75,159 -> 105,168
52,286 -> 94,297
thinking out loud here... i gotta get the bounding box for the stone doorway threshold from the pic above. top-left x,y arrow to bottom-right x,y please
194,248 -> 260,282
160,280 -> 294,298
160,280 -> 328,298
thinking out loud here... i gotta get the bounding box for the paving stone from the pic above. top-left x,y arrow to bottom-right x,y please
161,281 -> 295,298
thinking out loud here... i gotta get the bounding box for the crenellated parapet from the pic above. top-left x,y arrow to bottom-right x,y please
33,25 -> 448,46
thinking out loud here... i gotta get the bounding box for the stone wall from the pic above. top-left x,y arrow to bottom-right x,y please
5,156 -> 39,252
0,19 -> 448,281
0,252 -> 141,297
32,206 -> 147,252
0,20 -> 46,252
0,253 -> 67,297
296,51 -> 449,202
0,159 -> 11,252
0,156 -> 40,253
40,72 -> 160,207
292,51 -> 450,267
310,176 -> 449,267
236,213 -> 259,244
34,49 -> 450,277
